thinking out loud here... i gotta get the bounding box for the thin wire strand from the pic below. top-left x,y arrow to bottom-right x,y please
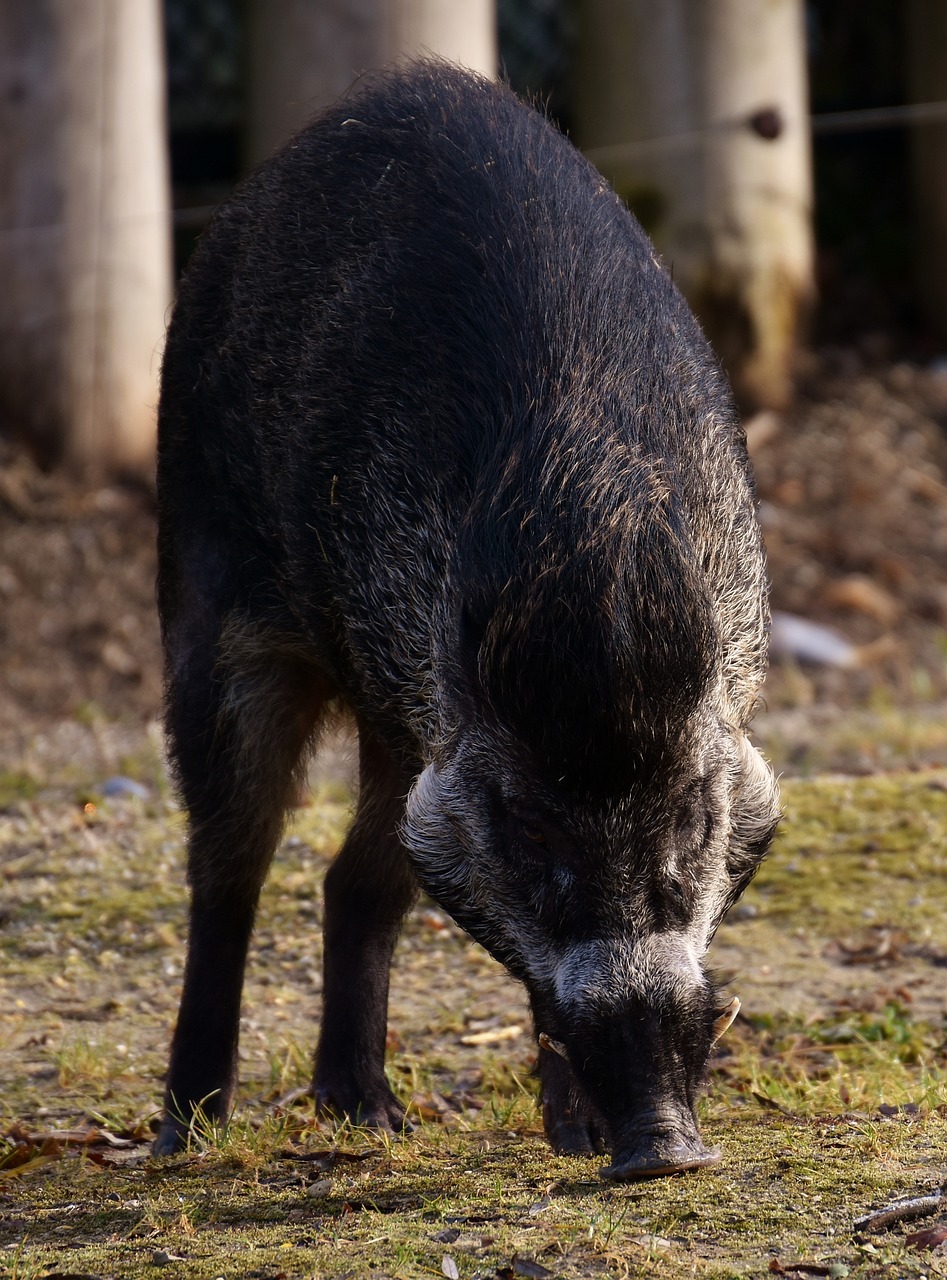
4,98 -> 947,240
585,100 -> 947,167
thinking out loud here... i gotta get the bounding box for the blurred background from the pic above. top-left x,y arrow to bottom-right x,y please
1,0 -> 946,790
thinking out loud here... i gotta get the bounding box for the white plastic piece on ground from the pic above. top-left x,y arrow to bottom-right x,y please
769,611 -> 859,668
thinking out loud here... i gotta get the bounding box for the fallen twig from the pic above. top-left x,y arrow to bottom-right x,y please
854,1192 -> 944,1234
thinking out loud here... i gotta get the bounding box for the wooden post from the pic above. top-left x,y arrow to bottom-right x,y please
0,0 -> 172,476
575,0 -> 814,411
908,0 -> 947,343
246,0 -> 497,167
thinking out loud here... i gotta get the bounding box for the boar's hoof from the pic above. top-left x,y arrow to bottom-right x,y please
545,1107 -> 608,1157
312,1083 -> 414,1134
152,1119 -> 188,1156
600,1138 -> 720,1182
539,1050 -> 607,1155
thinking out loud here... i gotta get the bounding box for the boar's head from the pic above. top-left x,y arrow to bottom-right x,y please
404,706 -> 778,1177
402,441 -> 780,1178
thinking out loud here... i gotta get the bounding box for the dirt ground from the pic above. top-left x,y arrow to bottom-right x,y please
1,764 -> 945,1277
2,356 -> 947,1278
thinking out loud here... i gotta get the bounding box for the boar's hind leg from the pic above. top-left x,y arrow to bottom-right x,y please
312,730 -> 419,1130
154,613 -> 328,1156
539,1038 -> 609,1156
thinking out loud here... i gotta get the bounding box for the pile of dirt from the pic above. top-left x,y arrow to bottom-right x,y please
754,352 -> 947,709
0,445 -> 161,723
1,353 -> 945,778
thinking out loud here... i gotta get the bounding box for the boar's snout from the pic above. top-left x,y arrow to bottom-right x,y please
545,933 -> 722,1180
602,1106 -> 719,1181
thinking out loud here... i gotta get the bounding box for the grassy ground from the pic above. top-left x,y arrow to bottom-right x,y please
2,759 -> 947,1278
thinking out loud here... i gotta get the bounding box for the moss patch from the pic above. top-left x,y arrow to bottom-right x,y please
2,772 -> 947,1277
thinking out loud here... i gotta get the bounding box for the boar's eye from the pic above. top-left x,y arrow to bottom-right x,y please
673,800 -> 699,843
657,873 -> 693,926
516,816 -> 550,849
502,808 -> 554,854
674,779 -> 715,850
501,806 -> 584,878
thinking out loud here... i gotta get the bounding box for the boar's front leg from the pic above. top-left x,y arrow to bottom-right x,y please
312,731 -> 419,1129
538,1040 -> 608,1156
154,606 -> 328,1155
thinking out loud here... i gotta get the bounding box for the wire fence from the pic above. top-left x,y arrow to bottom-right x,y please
165,0 -> 243,131
163,0 -> 573,132
3,1 -> 945,241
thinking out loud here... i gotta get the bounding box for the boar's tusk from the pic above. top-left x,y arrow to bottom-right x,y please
711,996 -> 741,1046
538,1032 -> 569,1060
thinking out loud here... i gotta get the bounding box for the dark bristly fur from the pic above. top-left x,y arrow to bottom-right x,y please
154,60 -> 780,1178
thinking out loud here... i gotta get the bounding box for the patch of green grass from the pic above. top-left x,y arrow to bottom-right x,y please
3,770 -> 947,1277
744,771 -> 947,937
0,771 -> 39,809
49,1033 -> 135,1089
757,702 -> 947,777
711,1002 -> 947,1117
2,1110 -> 946,1278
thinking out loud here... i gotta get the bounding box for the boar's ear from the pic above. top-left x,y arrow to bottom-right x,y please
723,734 -> 780,910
